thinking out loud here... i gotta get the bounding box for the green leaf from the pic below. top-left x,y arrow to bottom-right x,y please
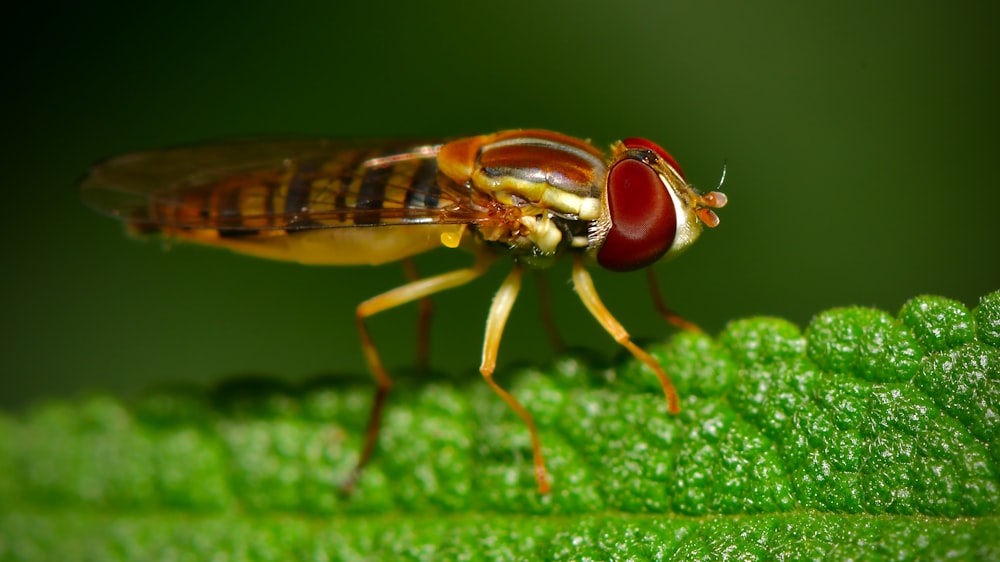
2,291 -> 999,560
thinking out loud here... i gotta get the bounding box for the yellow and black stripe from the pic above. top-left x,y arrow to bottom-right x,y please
145,145 -> 448,238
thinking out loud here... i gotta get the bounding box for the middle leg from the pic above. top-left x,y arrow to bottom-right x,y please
534,270 -> 565,353
401,258 -> 434,371
479,265 -> 551,493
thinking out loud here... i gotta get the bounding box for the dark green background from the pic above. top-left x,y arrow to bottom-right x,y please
2,2 -> 997,409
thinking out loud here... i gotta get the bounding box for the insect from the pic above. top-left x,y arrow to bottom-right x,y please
80,129 -> 727,493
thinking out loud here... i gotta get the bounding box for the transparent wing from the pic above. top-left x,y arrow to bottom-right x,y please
80,138 -> 492,231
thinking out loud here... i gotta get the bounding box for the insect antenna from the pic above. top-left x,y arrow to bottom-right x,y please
695,163 -> 728,228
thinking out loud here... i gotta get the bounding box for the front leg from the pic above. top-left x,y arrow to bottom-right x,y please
572,256 -> 681,414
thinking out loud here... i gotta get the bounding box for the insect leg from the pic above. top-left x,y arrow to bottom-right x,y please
480,266 -> 551,494
646,267 -> 702,333
534,271 -> 565,353
571,256 -> 680,414
342,254 -> 496,493
401,258 -> 434,371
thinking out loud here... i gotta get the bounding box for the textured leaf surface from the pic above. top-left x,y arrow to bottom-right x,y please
1,291 -> 999,560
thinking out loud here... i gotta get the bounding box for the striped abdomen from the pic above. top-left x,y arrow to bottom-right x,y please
148,143 -> 450,235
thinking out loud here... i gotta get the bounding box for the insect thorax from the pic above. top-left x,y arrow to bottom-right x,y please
471,204 -> 592,268
437,130 -> 608,266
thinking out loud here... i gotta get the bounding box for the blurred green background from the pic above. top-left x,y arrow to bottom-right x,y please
2,2 -> 997,409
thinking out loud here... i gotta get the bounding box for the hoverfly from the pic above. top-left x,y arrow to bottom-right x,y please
81,129 -> 727,493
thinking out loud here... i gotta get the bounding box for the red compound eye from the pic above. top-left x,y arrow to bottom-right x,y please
622,137 -> 684,179
596,159 -> 678,272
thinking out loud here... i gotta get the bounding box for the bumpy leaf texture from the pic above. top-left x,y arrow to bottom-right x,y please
1,291 -> 998,560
